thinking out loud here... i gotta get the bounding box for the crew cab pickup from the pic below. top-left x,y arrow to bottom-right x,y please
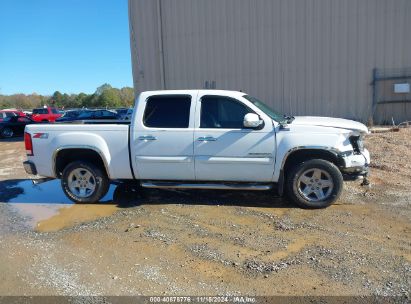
23,90 -> 370,208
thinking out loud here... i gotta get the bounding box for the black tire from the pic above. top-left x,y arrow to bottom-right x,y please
285,159 -> 343,209
61,161 -> 109,203
1,127 -> 14,138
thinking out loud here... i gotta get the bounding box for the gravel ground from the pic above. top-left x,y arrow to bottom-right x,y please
0,130 -> 410,298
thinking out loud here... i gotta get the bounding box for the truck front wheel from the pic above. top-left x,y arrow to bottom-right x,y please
61,161 -> 109,203
286,159 -> 343,209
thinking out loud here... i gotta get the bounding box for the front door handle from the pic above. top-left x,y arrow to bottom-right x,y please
197,136 -> 217,142
138,135 -> 157,141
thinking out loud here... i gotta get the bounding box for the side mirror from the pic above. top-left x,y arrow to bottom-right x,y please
243,113 -> 263,128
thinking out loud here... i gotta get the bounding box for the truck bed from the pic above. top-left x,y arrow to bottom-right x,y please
25,123 -> 133,179
56,120 -> 131,125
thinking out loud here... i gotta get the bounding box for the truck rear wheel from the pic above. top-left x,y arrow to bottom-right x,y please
61,161 -> 109,203
285,159 -> 343,209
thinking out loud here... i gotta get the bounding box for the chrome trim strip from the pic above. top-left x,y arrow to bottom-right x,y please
141,182 -> 272,191
52,145 -> 110,178
196,156 -> 273,164
136,156 -> 193,163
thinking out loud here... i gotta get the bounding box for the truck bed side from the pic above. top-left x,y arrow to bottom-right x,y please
25,123 -> 133,179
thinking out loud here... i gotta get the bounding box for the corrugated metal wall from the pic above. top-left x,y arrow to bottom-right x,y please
129,0 -> 411,123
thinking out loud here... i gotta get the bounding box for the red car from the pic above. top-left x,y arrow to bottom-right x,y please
0,110 -> 25,122
31,107 -> 62,122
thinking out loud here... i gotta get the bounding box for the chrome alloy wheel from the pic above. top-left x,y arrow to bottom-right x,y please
297,168 -> 334,202
67,168 -> 96,198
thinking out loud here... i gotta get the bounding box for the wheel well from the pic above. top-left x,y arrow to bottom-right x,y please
54,148 -> 108,178
282,149 -> 343,174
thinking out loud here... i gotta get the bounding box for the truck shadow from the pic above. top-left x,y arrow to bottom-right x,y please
0,179 -> 291,208
113,183 -> 290,208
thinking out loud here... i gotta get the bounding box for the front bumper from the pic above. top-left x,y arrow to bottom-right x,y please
340,149 -> 370,180
23,161 -> 37,175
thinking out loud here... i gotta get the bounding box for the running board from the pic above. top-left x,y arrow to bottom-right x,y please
140,181 -> 272,191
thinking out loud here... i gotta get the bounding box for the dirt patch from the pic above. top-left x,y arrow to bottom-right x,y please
0,131 -> 410,296
36,204 -> 119,232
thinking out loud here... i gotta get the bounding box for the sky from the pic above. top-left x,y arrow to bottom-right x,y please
0,0 -> 133,96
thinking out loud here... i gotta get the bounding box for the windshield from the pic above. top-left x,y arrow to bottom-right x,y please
243,95 -> 285,122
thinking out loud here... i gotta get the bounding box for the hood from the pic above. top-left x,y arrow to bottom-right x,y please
291,116 -> 369,133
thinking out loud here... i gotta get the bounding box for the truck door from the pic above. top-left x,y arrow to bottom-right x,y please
131,93 -> 196,180
194,94 -> 276,182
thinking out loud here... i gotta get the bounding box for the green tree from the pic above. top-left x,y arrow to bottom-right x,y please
0,84 -> 134,111
98,88 -> 122,107
52,91 -> 63,105
95,84 -> 112,96
119,87 -> 134,106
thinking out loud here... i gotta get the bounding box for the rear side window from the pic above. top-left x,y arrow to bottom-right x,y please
51,108 -> 59,114
143,95 -> 191,128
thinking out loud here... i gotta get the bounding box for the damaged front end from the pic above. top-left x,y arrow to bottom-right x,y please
340,134 -> 370,185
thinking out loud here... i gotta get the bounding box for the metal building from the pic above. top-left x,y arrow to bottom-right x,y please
128,0 -> 411,124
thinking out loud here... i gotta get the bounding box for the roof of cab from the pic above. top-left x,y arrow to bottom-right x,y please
139,89 -> 247,98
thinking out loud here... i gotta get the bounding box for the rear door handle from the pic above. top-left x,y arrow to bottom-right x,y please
197,136 -> 217,142
138,135 -> 157,141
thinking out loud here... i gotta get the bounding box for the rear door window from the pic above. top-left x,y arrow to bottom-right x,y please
143,95 -> 191,128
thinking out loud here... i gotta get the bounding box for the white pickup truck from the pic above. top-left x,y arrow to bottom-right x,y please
23,90 -> 370,208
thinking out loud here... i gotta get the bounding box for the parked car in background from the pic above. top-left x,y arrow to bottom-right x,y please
114,108 -> 130,120
23,111 -> 33,117
124,108 -> 133,120
56,109 -> 120,122
31,107 -> 62,122
0,116 -> 37,138
56,110 -> 83,122
0,109 -> 26,121
0,111 -> 17,122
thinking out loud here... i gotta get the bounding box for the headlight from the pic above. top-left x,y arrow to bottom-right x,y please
349,135 -> 364,154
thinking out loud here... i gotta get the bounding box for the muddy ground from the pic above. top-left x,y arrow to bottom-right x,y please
0,131 -> 410,297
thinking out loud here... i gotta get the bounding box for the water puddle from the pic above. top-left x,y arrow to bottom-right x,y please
0,179 -> 284,233
0,179 -> 118,232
